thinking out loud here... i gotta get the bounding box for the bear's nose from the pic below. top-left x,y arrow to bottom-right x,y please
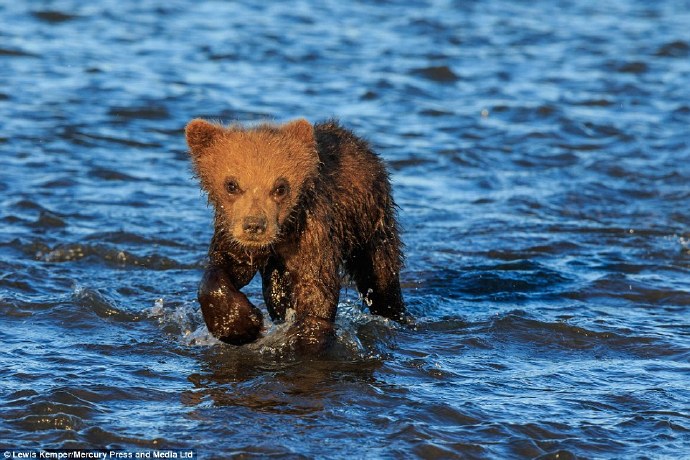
242,216 -> 267,235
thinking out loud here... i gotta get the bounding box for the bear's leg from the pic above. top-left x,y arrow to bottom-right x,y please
287,315 -> 336,355
347,240 -> 409,323
260,257 -> 292,323
198,268 -> 264,345
284,266 -> 340,354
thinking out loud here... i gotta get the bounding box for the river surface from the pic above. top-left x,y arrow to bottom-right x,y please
1,0 -> 689,458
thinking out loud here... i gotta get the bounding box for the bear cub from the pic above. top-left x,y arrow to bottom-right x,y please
185,118 -> 408,353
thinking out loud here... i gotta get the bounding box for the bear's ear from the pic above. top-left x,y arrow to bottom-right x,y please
283,118 -> 315,146
185,119 -> 225,155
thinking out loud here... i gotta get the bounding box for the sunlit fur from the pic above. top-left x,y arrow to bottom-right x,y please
186,118 -> 319,249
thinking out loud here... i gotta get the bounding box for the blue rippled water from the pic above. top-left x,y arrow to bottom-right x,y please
1,0 -> 689,458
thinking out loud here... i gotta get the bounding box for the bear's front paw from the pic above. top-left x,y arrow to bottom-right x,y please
201,296 -> 264,345
214,303 -> 264,346
198,269 -> 264,345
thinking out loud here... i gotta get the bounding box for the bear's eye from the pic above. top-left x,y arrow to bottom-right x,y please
225,178 -> 241,195
271,178 -> 290,200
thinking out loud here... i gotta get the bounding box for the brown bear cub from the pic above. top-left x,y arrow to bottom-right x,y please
185,118 -> 408,353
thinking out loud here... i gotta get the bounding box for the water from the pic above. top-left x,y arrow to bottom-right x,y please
1,0 -> 689,457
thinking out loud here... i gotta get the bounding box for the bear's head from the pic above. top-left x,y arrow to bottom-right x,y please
185,118 -> 319,249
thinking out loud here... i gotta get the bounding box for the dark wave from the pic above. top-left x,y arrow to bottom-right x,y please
29,242 -> 195,270
31,10 -> 80,23
410,65 -> 460,83
71,287 -> 144,322
485,311 -> 686,359
417,262 -> 571,300
0,47 -> 36,57
108,105 -> 171,121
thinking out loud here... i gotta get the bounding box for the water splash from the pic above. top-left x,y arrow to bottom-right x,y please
147,297 -> 399,360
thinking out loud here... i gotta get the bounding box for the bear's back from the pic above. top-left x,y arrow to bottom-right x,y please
311,120 -> 396,251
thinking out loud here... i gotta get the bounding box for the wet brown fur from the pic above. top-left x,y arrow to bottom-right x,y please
186,118 -> 408,353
